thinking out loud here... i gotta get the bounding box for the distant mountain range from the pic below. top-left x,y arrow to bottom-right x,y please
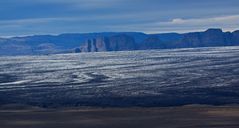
0,28 -> 239,55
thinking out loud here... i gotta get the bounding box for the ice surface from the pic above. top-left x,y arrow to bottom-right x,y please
0,46 -> 239,107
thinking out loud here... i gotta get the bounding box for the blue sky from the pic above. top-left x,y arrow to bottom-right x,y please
0,0 -> 239,36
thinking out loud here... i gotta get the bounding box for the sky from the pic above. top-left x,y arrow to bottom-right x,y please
0,0 -> 239,36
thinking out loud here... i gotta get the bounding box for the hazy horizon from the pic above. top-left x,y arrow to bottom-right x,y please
1,28 -> 238,38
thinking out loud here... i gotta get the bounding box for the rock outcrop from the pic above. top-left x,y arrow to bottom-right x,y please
177,28 -> 237,48
139,36 -> 165,49
79,37 -> 109,52
232,30 -> 239,45
79,34 -> 136,52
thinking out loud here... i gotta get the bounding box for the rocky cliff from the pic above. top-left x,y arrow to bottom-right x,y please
1,28 -> 239,55
79,34 -> 136,52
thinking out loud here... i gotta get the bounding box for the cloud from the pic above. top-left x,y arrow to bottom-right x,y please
0,14 -> 239,37
168,15 -> 239,25
0,0 -> 239,36
15,0 -> 124,9
106,15 -> 239,33
171,18 -> 186,24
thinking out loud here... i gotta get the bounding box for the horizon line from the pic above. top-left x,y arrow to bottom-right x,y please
1,28 -> 238,39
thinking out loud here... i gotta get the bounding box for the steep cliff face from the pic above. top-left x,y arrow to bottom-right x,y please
232,30 -> 239,45
177,29 -> 234,48
139,36 -> 165,50
80,39 -> 95,52
79,34 -> 136,52
180,32 -> 202,48
201,29 -> 225,46
78,29 -> 239,53
95,37 -> 110,52
108,34 -> 136,51
80,37 -> 108,52
224,32 -> 233,45
2,28 -> 239,55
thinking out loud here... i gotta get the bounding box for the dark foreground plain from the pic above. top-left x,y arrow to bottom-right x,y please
0,105 -> 239,128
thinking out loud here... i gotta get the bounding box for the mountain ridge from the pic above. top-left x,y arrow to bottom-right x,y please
0,28 -> 239,55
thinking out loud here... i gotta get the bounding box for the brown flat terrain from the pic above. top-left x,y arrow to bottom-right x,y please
0,105 -> 239,128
